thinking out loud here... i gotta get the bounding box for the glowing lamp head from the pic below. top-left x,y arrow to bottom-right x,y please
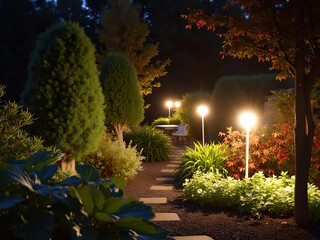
197,105 -> 208,117
240,112 -> 256,131
175,101 -> 181,108
166,101 -> 173,108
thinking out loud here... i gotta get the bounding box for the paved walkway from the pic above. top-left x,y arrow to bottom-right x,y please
123,143 -> 213,240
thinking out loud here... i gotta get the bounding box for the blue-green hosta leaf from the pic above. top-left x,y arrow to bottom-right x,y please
9,169 -> 69,201
25,151 -> 60,172
58,176 -> 83,186
0,195 -> 24,209
76,165 -> 100,185
116,201 -> 154,220
111,176 -> 126,189
12,214 -> 54,240
0,161 -> 14,171
115,217 -> 158,234
30,164 -> 58,183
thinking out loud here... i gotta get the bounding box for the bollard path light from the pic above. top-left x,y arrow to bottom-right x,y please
239,112 -> 257,179
165,101 -> 173,118
197,105 -> 208,145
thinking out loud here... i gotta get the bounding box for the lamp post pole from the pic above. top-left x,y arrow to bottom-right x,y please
197,105 -> 208,146
201,114 -> 205,145
245,128 -> 250,179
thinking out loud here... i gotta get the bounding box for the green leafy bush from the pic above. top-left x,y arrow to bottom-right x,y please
124,125 -> 172,162
0,85 -> 52,161
0,151 -> 172,239
82,136 -> 144,180
183,171 -> 320,221
176,142 -> 228,183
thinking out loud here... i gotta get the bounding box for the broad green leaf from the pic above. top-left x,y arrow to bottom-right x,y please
115,216 -> 158,234
78,185 -> 94,215
116,201 -> 154,220
103,197 -> 125,213
76,165 -> 100,183
111,176 -> 126,189
95,212 -> 114,222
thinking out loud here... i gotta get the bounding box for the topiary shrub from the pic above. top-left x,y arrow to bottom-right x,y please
175,90 -> 213,138
99,53 -> 144,143
176,142 -> 228,183
20,22 -> 105,164
0,151 -> 172,239
124,125 -> 172,162
82,135 -> 144,180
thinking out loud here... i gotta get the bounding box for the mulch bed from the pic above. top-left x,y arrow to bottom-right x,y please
123,144 -> 320,240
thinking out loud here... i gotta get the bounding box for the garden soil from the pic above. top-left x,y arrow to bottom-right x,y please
123,143 -> 320,240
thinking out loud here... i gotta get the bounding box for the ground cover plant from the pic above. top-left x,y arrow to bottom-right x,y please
82,135 -> 144,180
0,151 -> 172,240
176,142 -> 228,183
124,125 -> 172,162
183,171 -> 320,221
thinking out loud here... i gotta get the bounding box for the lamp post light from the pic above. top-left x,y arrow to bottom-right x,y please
197,105 -> 208,145
174,101 -> 181,108
239,112 -> 257,179
165,101 -> 173,117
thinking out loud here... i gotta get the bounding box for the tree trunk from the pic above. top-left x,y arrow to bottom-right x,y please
113,123 -> 124,144
58,154 -> 76,173
293,0 -> 313,225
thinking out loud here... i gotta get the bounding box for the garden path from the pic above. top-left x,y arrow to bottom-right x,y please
123,143 -> 320,240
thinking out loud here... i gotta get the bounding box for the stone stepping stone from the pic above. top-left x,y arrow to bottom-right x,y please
153,213 -> 180,221
172,236 -> 213,240
161,169 -> 175,173
150,185 -> 173,190
171,160 -> 182,164
167,164 -> 178,168
139,197 -> 167,204
156,177 -> 175,182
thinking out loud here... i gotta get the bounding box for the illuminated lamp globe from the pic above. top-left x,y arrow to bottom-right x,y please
240,112 -> 256,131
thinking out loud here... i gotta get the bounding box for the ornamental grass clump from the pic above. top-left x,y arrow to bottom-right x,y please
183,171 -> 320,221
124,125 -> 172,162
176,142 -> 228,183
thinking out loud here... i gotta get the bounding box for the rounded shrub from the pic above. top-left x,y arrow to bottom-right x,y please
151,113 -> 182,126
99,53 -> 144,143
20,22 -> 105,161
176,142 -> 228,183
124,125 -> 173,162
82,135 -> 144,180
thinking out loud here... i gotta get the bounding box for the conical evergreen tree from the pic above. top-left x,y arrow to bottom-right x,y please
99,53 -> 144,143
21,22 -> 105,163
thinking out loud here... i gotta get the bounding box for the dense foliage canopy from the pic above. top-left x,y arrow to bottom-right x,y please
20,22 -> 105,161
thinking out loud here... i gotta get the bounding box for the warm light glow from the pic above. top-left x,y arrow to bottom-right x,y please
240,112 -> 256,131
197,105 -> 208,117
174,101 -> 181,108
166,101 -> 173,108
